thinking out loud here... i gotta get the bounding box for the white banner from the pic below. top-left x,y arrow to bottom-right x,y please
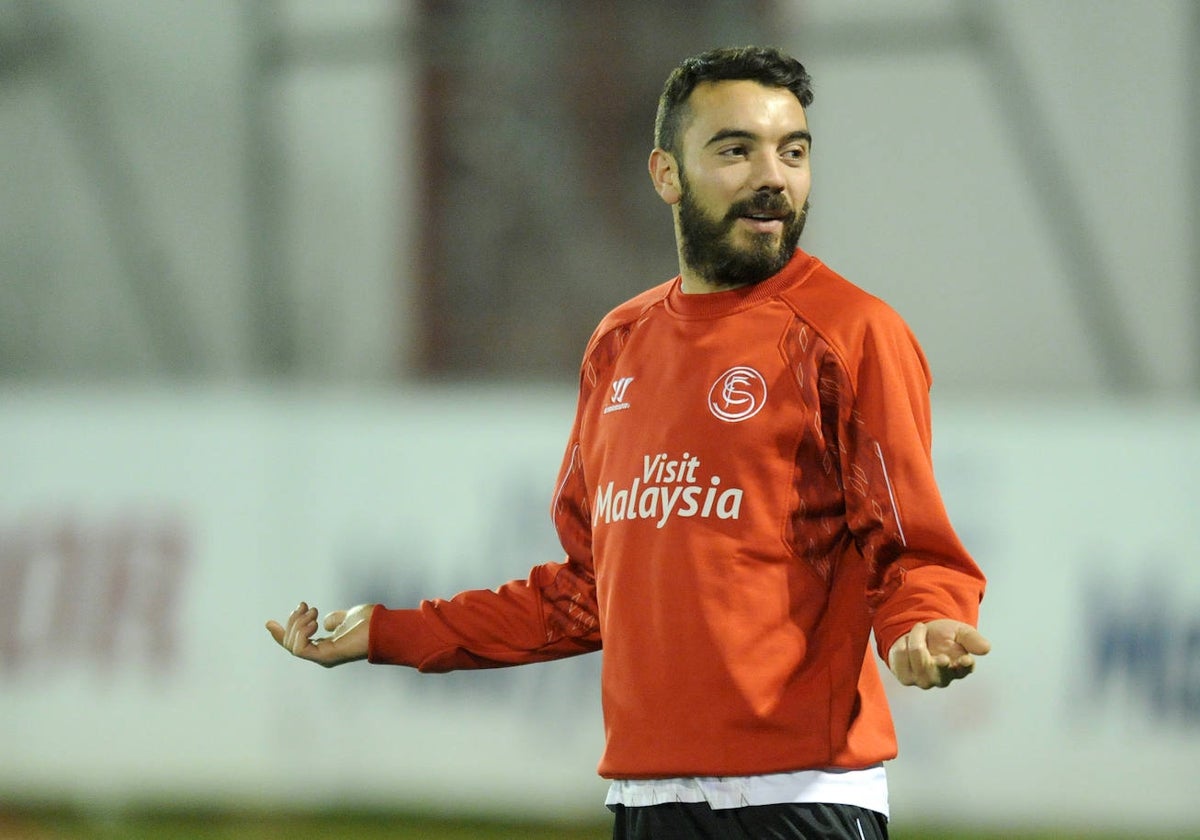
1,390 -> 1197,831
887,401 -> 1200,833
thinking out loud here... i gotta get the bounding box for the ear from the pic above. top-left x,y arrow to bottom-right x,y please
648,147 -> 682,205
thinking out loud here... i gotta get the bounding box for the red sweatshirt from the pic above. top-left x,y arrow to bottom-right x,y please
369,249 -> 985,779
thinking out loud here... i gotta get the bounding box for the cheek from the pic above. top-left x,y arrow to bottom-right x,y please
688,165 -> 742,200
689,182 -> 736,218
789,170 -> 812,199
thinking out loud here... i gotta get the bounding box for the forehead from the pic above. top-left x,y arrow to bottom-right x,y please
681,80 -> 809,148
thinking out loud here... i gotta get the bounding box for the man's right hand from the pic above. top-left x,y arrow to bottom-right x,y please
266,602 -> 375,667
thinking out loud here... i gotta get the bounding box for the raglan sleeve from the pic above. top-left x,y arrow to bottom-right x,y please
834,302 -> 986,662
367,382 -> 602,672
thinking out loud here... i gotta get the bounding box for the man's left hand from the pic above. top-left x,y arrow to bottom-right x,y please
888,619 -> 991,689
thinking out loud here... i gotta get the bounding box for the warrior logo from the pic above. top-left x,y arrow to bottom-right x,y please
604,376 -> 635,414
708,366 -> 767,422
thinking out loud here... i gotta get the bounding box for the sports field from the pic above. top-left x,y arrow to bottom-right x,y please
2,810 -> 1197,840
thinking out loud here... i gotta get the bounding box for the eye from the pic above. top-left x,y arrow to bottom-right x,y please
781,145 -> 809,162
718,144 -> 749,159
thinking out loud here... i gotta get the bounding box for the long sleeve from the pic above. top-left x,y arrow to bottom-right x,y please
367,557 -> 601,671
831,302 -> 985,660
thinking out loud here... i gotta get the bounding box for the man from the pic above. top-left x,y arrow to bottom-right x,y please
267,46 -> 989,840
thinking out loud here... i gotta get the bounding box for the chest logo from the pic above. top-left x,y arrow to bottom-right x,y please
603,376 -> 635,414
708,366 -> 767,422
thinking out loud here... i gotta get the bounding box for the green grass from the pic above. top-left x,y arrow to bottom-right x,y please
2,810 -> 607,840
2,809 -> 1197,840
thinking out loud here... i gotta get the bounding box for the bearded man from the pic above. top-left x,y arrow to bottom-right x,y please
269,46 -> 989,840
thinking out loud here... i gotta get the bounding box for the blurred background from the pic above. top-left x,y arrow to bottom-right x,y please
1,0 -> 1197,838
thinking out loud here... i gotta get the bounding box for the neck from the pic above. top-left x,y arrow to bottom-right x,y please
676,255 -> 786,295
678,269 -> 751,295
676,247 -> 762,295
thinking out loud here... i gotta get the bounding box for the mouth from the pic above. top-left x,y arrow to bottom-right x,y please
730,195 -> 793,235
738,212 -> 788,234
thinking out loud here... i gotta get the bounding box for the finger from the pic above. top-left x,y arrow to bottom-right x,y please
948,653 -> 975,671
265,620 -> 285,645
294,610 -> 319,655
936,659 -> 975,686
324,610 -> 347,632
889,635 -> 915,685
280,602 -> 311,645
905,622 -> 940,689
900,634 -> 926,686
918,622 -> 954,668
280,605 -> 304,648
284,606 -> 319,656
955,626 -> 992,656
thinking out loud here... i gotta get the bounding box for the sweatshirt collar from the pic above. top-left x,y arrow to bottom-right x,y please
665,249 -> 817,319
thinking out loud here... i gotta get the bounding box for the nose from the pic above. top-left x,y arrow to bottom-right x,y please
751,153 -> 787,193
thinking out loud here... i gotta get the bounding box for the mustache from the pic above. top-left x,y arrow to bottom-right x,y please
725,192 -> 796,221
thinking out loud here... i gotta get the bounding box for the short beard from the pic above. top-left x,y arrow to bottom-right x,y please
677,174 -> 808,289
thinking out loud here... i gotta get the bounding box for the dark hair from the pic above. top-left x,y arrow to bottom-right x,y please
654,46 -> 814,156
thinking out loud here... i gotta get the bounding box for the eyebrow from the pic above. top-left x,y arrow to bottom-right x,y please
704,128 -> 812,148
